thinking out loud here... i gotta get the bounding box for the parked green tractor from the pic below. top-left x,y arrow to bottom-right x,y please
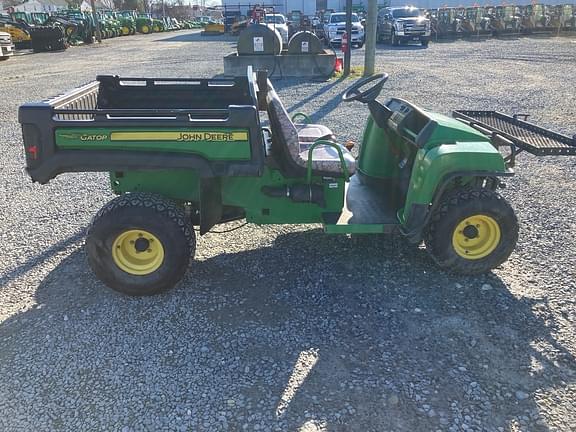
99,11 -> 123,38
52,9 -> 96,44
18,69 -> 576,295
152,18 -> 165,32
110,10 -> 134,36
136,13 -> 153,34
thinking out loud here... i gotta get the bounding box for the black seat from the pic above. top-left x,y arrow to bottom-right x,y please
266,86 -> 356,178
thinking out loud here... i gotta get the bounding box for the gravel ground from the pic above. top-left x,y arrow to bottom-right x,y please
1,31 -> 575,431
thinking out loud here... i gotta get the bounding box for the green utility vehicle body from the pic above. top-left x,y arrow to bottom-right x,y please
19,69 -> 576,295
20,73 -> 505,238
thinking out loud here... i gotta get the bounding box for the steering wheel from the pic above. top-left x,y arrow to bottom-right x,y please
342,73 -> 389,104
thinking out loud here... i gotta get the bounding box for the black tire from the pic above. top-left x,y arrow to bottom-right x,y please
425,188 -> 518,275
421,39 -> 429,47
86,192 -> 195,296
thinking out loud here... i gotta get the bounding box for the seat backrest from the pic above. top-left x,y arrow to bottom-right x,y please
266,87 -> 307,176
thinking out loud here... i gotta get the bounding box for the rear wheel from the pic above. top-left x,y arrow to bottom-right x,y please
425,188 -> 518,275
86,192 -> 195,296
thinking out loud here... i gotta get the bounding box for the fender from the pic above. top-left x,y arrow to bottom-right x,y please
399,141 -> 513,243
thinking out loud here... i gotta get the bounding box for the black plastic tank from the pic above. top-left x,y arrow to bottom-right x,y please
237,24 -> 282,55
287,31 -> 323,55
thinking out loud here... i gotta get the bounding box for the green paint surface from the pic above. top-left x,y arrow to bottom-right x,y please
324,224 -> 390,234
56,127 -> 252,160
110,167 -> 345,225
401,141 -> 507,222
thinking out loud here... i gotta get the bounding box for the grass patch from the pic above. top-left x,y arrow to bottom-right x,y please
332,66 -> 365,80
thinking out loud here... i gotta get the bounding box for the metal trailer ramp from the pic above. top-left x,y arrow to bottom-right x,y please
453,110 -> 576,156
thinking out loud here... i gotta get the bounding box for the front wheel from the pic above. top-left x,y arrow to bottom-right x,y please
421,38 -> 429,47
86,192 -> 195,296
425,189 -> 518,275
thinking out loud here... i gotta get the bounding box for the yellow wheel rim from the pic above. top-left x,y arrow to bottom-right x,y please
452,215 -> 501,260
122,27 -> 130,35
142,25 -> 149,33
112,229 -> 164,275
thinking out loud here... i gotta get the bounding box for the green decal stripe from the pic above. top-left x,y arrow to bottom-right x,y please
55,128 -> 251,160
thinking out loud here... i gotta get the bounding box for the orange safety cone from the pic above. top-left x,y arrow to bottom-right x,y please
335,57 -> 343,72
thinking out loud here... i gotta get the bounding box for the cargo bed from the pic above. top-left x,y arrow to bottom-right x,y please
19,75 -> 265,184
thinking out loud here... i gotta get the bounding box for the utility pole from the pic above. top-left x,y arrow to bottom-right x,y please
90,0 -> 102,43
363,0 -> 377,76
344,0 -> 352,76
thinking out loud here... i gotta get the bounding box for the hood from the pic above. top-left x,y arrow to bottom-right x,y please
329,21 -> 364,29
395,17 -> 428,23
265,23 -> 287,31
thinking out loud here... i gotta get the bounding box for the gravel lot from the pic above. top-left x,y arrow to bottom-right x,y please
1,31 -> 575,431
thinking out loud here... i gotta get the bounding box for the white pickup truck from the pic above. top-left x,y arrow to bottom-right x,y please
0,31 -> 14,60
323,12 -> 365,48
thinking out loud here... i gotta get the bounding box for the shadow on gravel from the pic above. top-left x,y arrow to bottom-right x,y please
281,78 -> 346,114
376,43 -> 429,50
0,227 -> 86,288
0,230 -> 574,431
155,32 -> 237,44
271,79 -> 350,124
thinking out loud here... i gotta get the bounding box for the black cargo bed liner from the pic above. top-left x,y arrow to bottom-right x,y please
18,75 -> 265,184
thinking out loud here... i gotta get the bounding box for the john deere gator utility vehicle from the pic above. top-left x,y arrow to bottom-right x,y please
18,69 -> 576,296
